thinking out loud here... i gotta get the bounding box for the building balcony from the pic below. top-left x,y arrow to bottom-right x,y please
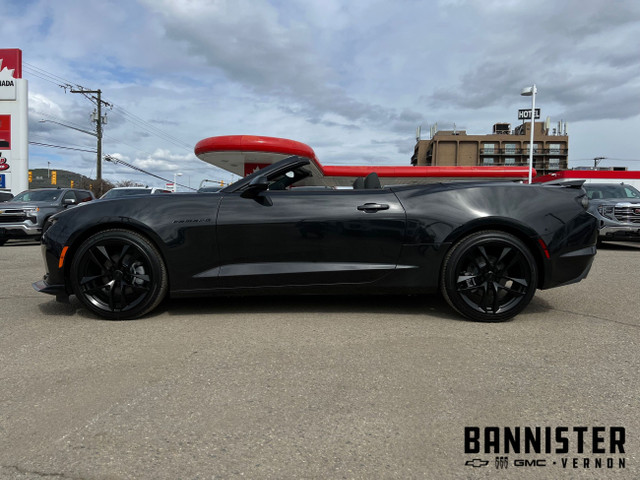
480,148 -> 568,156
481,159 -> 566,170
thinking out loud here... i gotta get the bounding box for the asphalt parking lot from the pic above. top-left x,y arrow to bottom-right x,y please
0,240 -> 638,479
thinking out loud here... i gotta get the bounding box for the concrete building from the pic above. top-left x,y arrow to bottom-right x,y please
411,120 -> 569,176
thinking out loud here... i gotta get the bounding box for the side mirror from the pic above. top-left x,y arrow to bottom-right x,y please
63,198 -> 77,206
241,175 -> 270,198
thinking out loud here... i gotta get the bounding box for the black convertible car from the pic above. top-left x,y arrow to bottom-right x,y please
34,156 -> 598,322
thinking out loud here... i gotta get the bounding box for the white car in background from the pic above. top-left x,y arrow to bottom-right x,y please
100,187 -> 172,199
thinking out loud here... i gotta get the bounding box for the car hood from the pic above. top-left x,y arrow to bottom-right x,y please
589,197 -> 640,205
0,200 -> 59,209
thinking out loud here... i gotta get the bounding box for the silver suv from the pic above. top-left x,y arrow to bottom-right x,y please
583,183 -> 640,244
0,188 -> 95,245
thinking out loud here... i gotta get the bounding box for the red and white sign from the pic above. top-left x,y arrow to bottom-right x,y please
0,114 -> 11,149
244,162 -> 271,176
0,49 -> 28,194
0,49 -> 21,78
0,50 -> 20,101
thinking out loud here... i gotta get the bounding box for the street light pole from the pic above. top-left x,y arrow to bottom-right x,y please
520,84 -> 537,184
173,172 -> 182,192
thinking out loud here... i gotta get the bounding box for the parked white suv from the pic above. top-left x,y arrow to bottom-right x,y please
100,187 -> 172,199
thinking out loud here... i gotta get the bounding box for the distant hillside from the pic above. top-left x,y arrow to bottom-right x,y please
29,168 -> 113,193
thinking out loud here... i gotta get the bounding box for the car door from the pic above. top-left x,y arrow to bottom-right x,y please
215,187 -> 406,288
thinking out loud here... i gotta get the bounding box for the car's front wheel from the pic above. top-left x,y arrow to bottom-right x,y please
441,230 -> 537,322
70,229 -> 168,320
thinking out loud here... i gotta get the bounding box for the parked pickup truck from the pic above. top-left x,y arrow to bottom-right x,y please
583,182 -> 640,245
0,188 -> 95,245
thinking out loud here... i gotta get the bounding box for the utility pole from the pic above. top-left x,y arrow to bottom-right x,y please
70,88 -> 110,189
593,156 -> 606,169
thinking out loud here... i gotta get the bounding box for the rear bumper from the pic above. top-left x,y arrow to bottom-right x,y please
543,245 -> 597,289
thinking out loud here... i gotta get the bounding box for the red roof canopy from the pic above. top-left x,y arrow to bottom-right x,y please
195,135 -> 534,185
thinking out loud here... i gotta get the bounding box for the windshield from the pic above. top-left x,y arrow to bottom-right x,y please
12,190 -> 62,202
102,188 -> 153,199
584,184 -> 640,200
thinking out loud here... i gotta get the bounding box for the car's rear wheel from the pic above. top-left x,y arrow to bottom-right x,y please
70,229 -> 168,320
441,230 -> 537,322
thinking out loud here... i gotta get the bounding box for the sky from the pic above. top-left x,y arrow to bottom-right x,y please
3,0 -> 640,190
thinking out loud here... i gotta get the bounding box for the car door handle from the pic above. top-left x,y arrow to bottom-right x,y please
357,203 -> 390,212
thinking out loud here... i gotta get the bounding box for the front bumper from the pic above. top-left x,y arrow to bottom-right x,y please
33,241 -> 71,302
32,278 -> 70,302
599,224 -> 640,239
0,223 -> 41,238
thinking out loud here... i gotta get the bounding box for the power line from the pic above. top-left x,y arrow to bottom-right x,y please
109,105 -> 193,152
29,141 -> 97,153
38,111 -> 97,132
23,61 -> 77,88
24,62 -> 231,184
22,68 -> 66,88
24,62 -> 194,153
104,155 -> 195,191
30,133 -> 94,150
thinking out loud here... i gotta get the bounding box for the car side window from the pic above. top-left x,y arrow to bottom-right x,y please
587,189 -> 602,199
268,168 -> 311,190
624,187 -> 640,198
75,190 -> 93,202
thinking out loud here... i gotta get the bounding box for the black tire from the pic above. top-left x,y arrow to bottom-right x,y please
0,239 -> 6,246
441,230 -> 537,322
70,229 -> 168,320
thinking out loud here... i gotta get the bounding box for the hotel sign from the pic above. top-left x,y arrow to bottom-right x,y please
518,108 -> 540,120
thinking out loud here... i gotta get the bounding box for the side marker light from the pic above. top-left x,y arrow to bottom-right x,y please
59,246 -> 69,269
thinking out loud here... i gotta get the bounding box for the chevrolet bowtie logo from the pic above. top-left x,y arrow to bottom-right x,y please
465,458 -> 490,468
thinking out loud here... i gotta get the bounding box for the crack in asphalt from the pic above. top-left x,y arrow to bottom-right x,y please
549,306 -> 640,329
0,465 -> 87,480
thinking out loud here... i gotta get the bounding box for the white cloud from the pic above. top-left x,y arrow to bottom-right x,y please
7,0 -> 640,188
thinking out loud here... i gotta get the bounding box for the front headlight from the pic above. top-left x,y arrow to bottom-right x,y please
24,207 -> 40,219
597,204 -> 615,220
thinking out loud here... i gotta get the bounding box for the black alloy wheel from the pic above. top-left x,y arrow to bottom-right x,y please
70,229 -> 168,320
441,230 -> 537,322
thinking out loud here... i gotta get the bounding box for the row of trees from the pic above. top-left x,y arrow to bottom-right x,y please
28,168 -> 146,197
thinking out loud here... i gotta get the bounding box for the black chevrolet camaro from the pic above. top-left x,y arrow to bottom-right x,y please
34,156 -> 598,322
